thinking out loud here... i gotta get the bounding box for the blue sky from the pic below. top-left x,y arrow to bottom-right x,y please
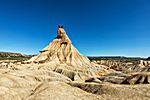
0,0 -> 150,57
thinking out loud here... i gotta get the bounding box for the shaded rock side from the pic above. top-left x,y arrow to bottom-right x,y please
87,66 -> 150,84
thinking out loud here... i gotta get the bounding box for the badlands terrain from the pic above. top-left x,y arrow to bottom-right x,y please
0,26 -> 150,100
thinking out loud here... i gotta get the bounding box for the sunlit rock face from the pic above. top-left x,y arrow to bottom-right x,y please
28,25 -> 93,68
27,25 -> 110,81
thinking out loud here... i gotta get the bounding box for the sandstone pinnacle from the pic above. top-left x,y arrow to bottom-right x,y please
28,25 -> 94,68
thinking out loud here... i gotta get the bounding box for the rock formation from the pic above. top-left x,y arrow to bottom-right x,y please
28,25 -> 93,68
91,59 -> 150,84
26,25 -> 112,81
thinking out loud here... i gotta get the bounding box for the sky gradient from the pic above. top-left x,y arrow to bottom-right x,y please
0,0 -> 150,57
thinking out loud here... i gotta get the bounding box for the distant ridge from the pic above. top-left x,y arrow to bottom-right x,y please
0,51 -> 148,61
0,52 -> 33,60
88,56 -> 146,61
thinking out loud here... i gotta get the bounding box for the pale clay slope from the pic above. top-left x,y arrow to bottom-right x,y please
0,64 -> 101,100
0,64 -> 150,100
